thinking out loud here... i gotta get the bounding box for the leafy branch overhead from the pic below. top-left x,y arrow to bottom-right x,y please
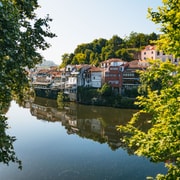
0,0 -> 56,108
117,0 -> 180,179
148,0 -> 180,57
0,0 -> 56,167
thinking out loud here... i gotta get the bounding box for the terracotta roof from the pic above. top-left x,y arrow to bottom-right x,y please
74,64 -> 91,70
38,69 -> 50,74
143,45 -> 156,51
89,67 -> 103,72
127,60 -> 148,68
102,58 -> 124,63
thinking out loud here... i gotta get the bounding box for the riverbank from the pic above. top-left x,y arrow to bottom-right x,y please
33,85 -> 139,109
57,86 -> 138,109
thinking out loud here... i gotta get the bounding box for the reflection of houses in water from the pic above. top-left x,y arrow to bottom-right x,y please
30,103 -> 65,122
69,118 -> 104,136
89,119 -> 102,134
104,126 -> 126,150
30,97 -> 132,151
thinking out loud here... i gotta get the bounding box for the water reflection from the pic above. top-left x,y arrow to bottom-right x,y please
30,97 -> 139,152
0,98 -> 166,180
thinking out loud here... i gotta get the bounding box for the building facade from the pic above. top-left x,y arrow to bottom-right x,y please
141,45 -> 173,62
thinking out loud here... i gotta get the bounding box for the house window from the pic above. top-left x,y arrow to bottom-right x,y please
157,51 -> 160,55
144,52 -> 146,55
151,51 -> 153,54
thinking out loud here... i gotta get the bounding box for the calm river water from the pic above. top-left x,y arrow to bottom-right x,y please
0,97 -> 166,180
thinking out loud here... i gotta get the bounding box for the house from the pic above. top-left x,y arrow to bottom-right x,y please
122,60 -> 148,90
141,45 -> 173,62
100,58 -> 125,69
64,64 -> 91,101
84,66 -> 103,88
100,58 -> 127,94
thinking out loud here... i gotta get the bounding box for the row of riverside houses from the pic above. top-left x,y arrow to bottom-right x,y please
29,45 -> 179,100
29,59 -> 148,100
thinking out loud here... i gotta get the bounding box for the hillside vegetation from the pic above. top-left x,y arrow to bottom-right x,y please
60,32 -> 158,67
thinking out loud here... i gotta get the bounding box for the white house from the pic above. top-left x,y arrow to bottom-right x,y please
100,58 -> 124,69
64,64 -> 91,101
88,67 -> 103,88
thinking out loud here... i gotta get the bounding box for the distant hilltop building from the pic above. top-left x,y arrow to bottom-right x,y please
141,45 -> 179,64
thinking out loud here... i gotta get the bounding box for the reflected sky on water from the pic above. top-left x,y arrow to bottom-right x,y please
0,98 -> 166,180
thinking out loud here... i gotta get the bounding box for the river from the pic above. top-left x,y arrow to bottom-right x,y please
0,97 -> 166,180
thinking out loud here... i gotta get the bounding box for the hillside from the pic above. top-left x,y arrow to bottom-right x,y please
60,32 -> 159,67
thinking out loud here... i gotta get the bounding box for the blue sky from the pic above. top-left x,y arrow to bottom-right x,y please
36,0 -> 162,64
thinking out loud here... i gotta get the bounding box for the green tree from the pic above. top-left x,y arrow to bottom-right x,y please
148,0 -> 180,58
115,48 -> 133,61
60,33 -> 158,66
72,53 -> 87,64
98,83 -> 112,96
61,53 -> 72,67
0,0 -> 55,167
117,0 -> 180,178
0,0 -> 56,108
117,61 -> 180,179
108,35 -> 123,51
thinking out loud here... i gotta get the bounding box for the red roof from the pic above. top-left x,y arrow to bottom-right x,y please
102,58 -> 124,63
89,67 -> 103,72
143,45 -> 156,51
127,60 -> 148,68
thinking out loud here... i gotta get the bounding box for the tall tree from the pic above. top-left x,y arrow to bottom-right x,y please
117,0 -> 180,179
0,0 -> 55,167
0,0 -> 56,108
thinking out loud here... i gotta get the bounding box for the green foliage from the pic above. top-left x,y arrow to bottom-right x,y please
118,1 -> 180,178
77,86 -> 137,108
77,87 -> 99,104
72,53 -> 87,64
0,0 -> 55,168
61,32 -> 158,67
57,92 -> 70,102
124,32 -> 158,49
0,0 -> 56,107
117,61 -> 180,179
98,83 -> 112,96
148,0 -> 180,57
0,114 -> 22,169
124,88 -> 139,98
138,60 -> 177,95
